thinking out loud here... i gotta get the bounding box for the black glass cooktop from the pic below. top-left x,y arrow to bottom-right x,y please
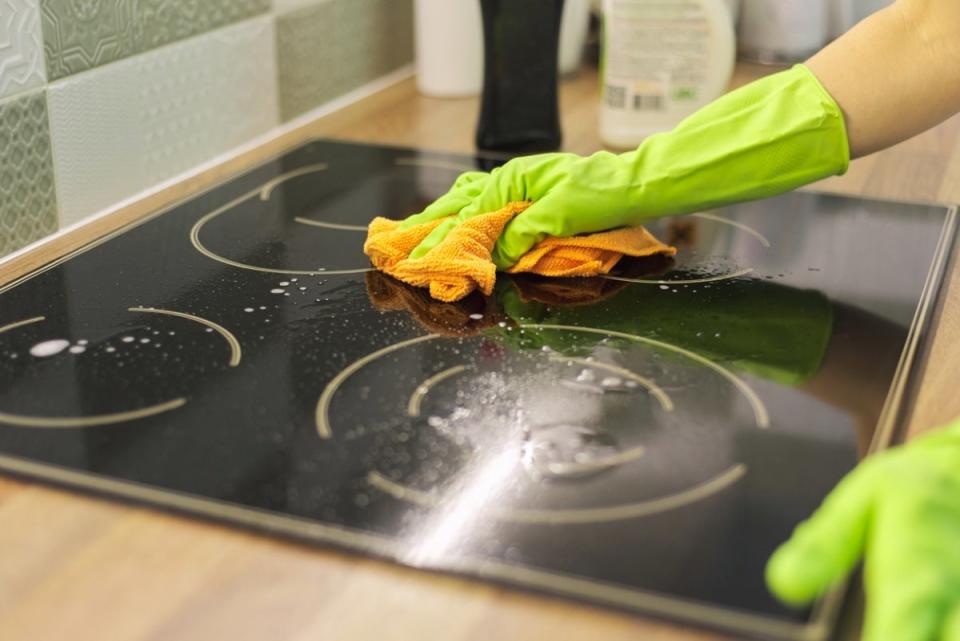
0,140 -> 955,641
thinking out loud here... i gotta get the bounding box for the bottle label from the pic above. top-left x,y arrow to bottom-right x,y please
603,0 -> 712,113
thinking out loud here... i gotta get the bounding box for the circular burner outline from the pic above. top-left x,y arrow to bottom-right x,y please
405,361 -> 657,480
405,358 -> 674,419
602,213 -> 770,286
0,316 -> 45,335
128,307 -> 241,367
190,163 -> 374,277
549,356 -> 675,411
0,399 -> 188,429
316,327 -> 767,524
366,463 -> 747,525
316,327 -> 768,440
0,308 -> 241,428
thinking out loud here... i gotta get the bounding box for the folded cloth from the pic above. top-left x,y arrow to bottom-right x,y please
364,202 -> 676,302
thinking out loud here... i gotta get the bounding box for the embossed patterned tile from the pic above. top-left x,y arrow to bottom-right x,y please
0,0 -> 46,99
40,0 -> 271,81
0,90 -> 59,256
276,0 -> 414,121
48,16 -> 279,226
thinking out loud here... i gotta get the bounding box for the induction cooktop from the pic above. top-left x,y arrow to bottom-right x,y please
0,139 -> 955,641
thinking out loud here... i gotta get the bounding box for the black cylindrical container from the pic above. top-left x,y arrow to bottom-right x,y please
475,0 -> 565,153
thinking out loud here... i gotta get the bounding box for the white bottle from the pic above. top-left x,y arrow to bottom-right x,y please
413,0 -> 483,97
600,0 -> 736,148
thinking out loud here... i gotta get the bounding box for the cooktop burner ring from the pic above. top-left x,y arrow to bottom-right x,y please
313,325 -> 769,524
603,213 -> 771,286
0,307 -> 241,428
128,307 -> 241,367
404,358 -> 675,419
316,327 -> 770,440
405,360 -> 656,481
190,163 -> 374,276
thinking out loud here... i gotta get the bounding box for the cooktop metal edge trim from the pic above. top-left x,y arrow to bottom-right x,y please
805,202 -> 959,639
0,135 -> 954,639
0,453 -> 820,641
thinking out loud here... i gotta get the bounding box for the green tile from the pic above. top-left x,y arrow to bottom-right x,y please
276,0 -> 413,122
0,90 -> 58,256
40,0 -> 272,81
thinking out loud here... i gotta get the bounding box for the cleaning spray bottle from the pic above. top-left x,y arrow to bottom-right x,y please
600,0 -> 736,148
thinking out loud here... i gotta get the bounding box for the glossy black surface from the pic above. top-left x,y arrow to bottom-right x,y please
0,140 -> 953,641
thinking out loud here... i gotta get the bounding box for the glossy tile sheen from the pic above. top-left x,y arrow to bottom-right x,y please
0,0 -> 46,99
0,90 -> 58,256
0,139 -> 952,641
48,16 -> 278,226
276,0 -> 414,121
40,0 -> 271,80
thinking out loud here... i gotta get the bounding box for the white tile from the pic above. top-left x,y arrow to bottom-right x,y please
0,0 -> 46,99
48,16 -> 279,226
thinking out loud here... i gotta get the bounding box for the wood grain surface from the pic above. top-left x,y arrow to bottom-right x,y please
0,63 -> 958,641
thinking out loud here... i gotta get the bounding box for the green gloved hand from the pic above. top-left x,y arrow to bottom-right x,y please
401,64 -> 849,269
766,418 -> 960,641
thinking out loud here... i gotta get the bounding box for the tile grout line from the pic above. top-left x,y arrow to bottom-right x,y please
0,63 -> 415,269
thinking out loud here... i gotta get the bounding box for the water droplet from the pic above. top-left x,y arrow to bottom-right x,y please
354,493 -> 370,507
244,307 -> 254,312
576,369 -> 596,383
659,285 -> 670,290
291,278 -> 298,282
140,337 -> 151,344
270,288 -> 284,294
298,286 -> 307,291
121,336 -> 135,343
77,339 -> 89,346
29,339 -> 70,357
68,345 -> 86,354
279,281 -> 290,286
105,346 -> 116,353
259,306 -> 266,310
469,313 -> 483,320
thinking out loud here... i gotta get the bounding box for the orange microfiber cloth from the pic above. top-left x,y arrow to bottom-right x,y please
364,202 -> 677,302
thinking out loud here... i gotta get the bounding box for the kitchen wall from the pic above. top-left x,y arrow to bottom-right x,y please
0,0 -> 414,257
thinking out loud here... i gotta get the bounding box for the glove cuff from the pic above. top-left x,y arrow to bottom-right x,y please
622,64 -> 852,217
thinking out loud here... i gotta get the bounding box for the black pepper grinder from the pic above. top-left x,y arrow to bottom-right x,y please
475,0 -> 565,154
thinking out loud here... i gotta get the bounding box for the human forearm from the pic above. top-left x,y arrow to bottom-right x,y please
806,0 -> 960,158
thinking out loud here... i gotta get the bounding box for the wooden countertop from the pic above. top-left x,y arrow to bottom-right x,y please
1,63 -> 958,641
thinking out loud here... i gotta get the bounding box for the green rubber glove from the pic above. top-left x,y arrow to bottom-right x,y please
401,64 -> 849,269
766,418 -> 960,641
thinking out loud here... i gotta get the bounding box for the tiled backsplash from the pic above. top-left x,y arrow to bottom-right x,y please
0,91 -> 58,256
0,0 -> 414,256
277,0 -> 414,121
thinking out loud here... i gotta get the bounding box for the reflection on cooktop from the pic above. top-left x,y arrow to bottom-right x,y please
0,139 -> 955,641
317,326 -> 768,528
